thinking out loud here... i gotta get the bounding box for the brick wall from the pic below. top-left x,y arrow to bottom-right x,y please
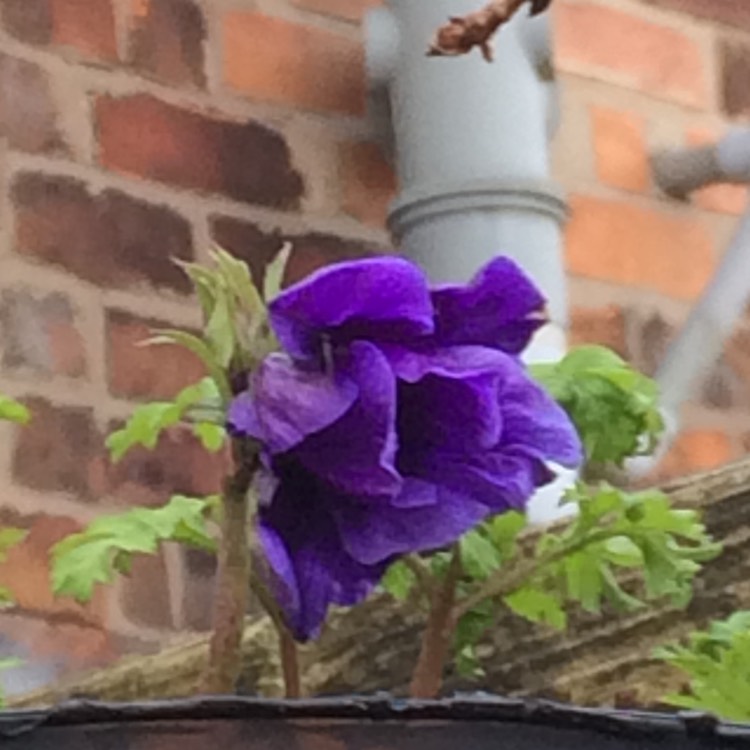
0,0 -> 747,690
553,0 -> 750,481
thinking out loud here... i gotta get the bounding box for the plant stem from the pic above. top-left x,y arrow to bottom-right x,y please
202,439 -> 258,694
409,548 -> 462,698
250,574 -> 303,698
279,627 -> 301,698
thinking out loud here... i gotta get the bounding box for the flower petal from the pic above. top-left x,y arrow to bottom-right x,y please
258,475 -> 385,641
431,257 -> 546,353
385,344 -> 505,454
270,257 -> 434,358
227,352 -> 358,454
334,478 -> 488,565
498,362 -> 583,468
295,341 -> 401,497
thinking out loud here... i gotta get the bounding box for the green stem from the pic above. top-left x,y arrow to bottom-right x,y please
409,548 -> 462,699
202,438 -> 258,694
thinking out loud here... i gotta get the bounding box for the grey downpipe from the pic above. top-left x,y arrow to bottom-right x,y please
628,129 -> 750,479
365,1 -> 573,521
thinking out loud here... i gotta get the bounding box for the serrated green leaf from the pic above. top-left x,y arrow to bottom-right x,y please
0,395 -> 30,425
106,378 -> 225,463
381,561 -> 416,601
52,495 -> 218,602
264,243 -> 292,303
530,345 -> 663,469
564,551 -> 602,613
193,422 -> 226,453
603,536 -> 644,567
505,587 -> 566,630
461,530 -> 502,580
487,511 -> 526,562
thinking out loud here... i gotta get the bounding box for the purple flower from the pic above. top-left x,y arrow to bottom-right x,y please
229,256 -> 581,641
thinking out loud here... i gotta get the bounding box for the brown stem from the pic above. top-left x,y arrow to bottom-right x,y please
428,0 -> 551,61
279,627 -> 301,698
250,574 -> 304,698
202,439 -> 258,694
409,548 -> 462,698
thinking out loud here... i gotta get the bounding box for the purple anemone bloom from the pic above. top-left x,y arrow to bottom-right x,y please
229,256 -> 581,641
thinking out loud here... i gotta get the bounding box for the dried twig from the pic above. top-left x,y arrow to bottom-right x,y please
428,0 -> 552,62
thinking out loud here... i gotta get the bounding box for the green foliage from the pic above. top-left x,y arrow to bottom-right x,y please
505,483 -> 720,630
51,495 -> 219,602
655,612 -> 750,721
0,395 -> 30,425
531,346 -> 663,468
381,560 -> 416,601
106,378 -> 226,463
383,482 -> 718,678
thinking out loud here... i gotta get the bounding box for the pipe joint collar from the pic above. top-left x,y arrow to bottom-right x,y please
388,179 -> 568,237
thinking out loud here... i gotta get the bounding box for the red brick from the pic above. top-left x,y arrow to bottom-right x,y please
565,195 -> 715,300
0,614 -> 115,675
211,216 -> 383,289
12,173 -> 194,292
223,12 -> 365,115
12,397 -> 102,501
52,0 -> 117,61
0,514 -> 106,624
568,305 -> 629,358
128,0 -> 206,87
106,426 -> 225,507
120,551 -> 173,629
0,0 -> 117,62
0,287 -> 87,378
339,141 -> 396,227
292,0 -> 381,21
645,0 -> 750,30
658,429 -> 735,479
96,94 -> 304,209
555,2 -> 708,108
687,128 -> 748,216
591,107 -> 649,194
720,39 -> 750,118
0,54 -> 65,154
106,309 -> 206,400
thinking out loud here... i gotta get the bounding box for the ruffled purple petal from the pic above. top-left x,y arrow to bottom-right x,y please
294,341 -> 401,497
382,344 -> 505,453
334,478 -> 488,565
431,257 -> 546,353
227,352 -> 358,454
497,361 -> 583,468
269,257 -> 434,358
258,472 -> 386,641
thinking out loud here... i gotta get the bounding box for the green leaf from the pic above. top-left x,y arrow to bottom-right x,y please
530,345 -> 663,469
52,495 -> 218,602
0,395 -> 30,425
204,286 -> 235,368
193,422 -> 226,453
263,242 -> 292,302
106,378 -> 223,463
487,511 -> 526,563
505,587 -> 566,630
656,615 -> 750,721
461,530 -> 502,580
381,561 -> 416,601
